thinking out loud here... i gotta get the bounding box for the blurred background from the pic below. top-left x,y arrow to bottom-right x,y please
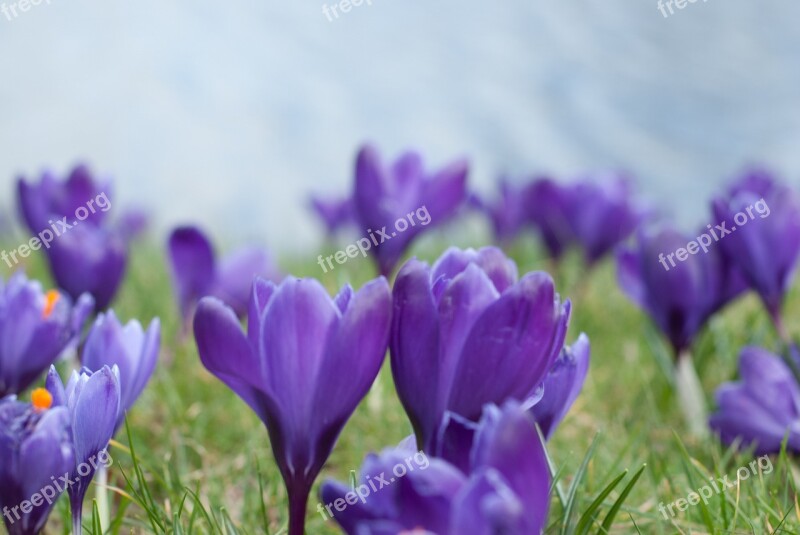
1,0 -> 799,251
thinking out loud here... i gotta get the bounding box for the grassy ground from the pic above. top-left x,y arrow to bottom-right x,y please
4,227 -> 800,534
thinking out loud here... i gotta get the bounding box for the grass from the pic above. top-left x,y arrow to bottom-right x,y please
3,225 -> 800,534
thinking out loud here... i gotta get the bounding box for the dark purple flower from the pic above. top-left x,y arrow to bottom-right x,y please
470,179 -> 531,244
0,394 -> 74,535
0,272 -> 94,397
167,226 -> 281,320
45,225 -> 127,310
525,177 -> 575,260
310,195 -> 355,234
353,144 -> 468,275
566,173 -> 647,264
81,311 -> 160,431
711,169 -> 800,330
194,276 -> 391,535
390,246 -> 571,452
17,164 -> 112,232
529,333 -> 590,440
320,401 -> 551,534
46,365 -> 120,534
710,347 -> 800,454
17,164 -> 128,310
616,227 -> 746,356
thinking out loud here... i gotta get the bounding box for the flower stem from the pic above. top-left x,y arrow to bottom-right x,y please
96,466 -> 109,530
674,350 -> 708,438
288,484 -> 310,535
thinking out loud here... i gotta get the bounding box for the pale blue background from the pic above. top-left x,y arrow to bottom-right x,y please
1,1 -> 799,251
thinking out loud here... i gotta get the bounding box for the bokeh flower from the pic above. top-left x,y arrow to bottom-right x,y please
390,246 -> 571,452
353,144 -> 468,275
194,276 -> 391,535
309,194 -> 355,235
470,178 -> 531,244
711,169 -> 800,333
321,401 -> 551,534
167,225 -> 281,320
0,272 -> 93,398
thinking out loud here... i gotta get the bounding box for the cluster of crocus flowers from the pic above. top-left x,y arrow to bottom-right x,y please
0,391 -> 74,535
167,225 -> 281,321
194,276 -> 392,535
353,144 -> 469,275
17,164 -> 143,309
321,401 -> 551,534
0,271 -> 93,398
709,346 -> 800,455
390,247 -> 581,451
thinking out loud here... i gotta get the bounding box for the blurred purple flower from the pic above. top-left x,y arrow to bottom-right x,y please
167,226 -> 281,320
526,174 -> 646,264
0,395 -> 74,535
17,164 -> 132,310
81,310 -> 160,431
567,173 -> 648,264
0,272 -> 93,397
711,169 -> 800,331
390,246 -> 571,452
46,365 -> 120,533
616,227 -> 746,357
45,225 -> 127,310
194,276 -> 391,535
309,195 -> 355,235
353,144 -> 468,275
321,401 -> 551,534
710,347 -> 800,454
17,164 -> 112,232
525,177 -> 575,260
470,178 -> 531,244
529,333 -> 591,440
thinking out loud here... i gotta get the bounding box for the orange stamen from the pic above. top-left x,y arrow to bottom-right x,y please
31,388 -> 53,412
42,290 -> 60,318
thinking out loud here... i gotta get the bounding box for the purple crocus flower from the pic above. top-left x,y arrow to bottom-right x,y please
0,394 -> 74,535
390,246 -> 571,453
320,401 -> 551,534
0,272 -> 94,397
309,195 -> 355,235
17,164 -> 112,232
81,310 -> 160,431
566,174 -> 647,265
711,169 -> 800,333
194,276 -> 391,535
710,347 -> 800,454
45,225 -> 127,310
167,225 -> 281,320
46,365 -> 120,534
17,164 -> 129,310
470,179 -> 531,245
353,144 -> 468,275
525,177 -> 575,260
616,227 -> 746,357
530,333 -> 591,440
